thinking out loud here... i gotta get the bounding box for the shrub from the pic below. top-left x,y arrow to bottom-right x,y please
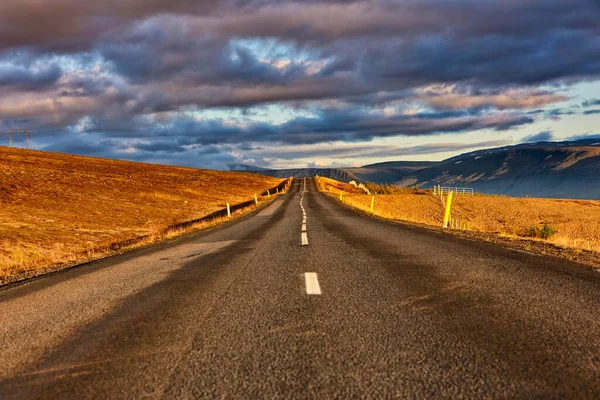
522,222 -> 557,240
539,223 -> 558,239
524,226 -> 538,238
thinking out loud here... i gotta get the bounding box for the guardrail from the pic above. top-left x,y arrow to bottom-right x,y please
433,185 -> 473,196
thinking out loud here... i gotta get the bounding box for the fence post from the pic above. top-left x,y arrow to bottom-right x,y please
442,191 -> 453,228
227,202 -> 231,218
254,194 -> 258,204
276,188 -> 279,194
370,196 -> 375,213
267,189 -> 270,198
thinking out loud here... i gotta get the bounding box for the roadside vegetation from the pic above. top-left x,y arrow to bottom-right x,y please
0,147 -> 286,284
363,182 -> 428,195
316,176 -> 365,194
316,176 -> 600,264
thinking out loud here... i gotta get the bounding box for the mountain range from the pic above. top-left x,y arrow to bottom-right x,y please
230,139 -> 600,199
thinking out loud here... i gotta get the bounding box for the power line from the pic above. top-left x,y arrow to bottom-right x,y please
4,129 -> 35,149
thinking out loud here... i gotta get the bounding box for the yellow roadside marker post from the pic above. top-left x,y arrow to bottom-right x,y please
254,194 -> 258,204
227,202 -> 231,218
442,191 -> 453,228
370,196 -> 375,213
267,189 -> 271,198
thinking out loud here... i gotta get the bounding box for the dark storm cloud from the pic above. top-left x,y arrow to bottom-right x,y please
584,109 -> 600,115
354,31 -> 600,87
0,0 -> 354,51
1,0 -> 599,168
0,0 -> 225,51
99,32 -> 304,86
42,135 -> 244,169
214,1 -> 599,42
84,108 -> 533,146
43,136 -> 125,155
0,62 -> 61,90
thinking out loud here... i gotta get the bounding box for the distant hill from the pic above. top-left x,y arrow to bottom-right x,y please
231,139 -> 600,199
408,140 -> 600,199
344,161 -> 438,186
229,166 -> 360,183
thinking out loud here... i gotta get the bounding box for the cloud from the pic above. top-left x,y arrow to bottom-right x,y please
0,0 -> 599,168
79,107 -> 533,146
582,99 -> 600,107
0,62 -> 62,90
248,139 -> 513,162
521,131 -> 554,143
42,134 -> 245,169
583,109 -> 600,115
0,0 -> 225,51
420,87 -> 566,111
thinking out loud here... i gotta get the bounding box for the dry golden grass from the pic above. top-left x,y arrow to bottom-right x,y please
450,196 -> 600,252
315,176 -> 366,194
316,176 -> 600,255
0,146 -> 285,283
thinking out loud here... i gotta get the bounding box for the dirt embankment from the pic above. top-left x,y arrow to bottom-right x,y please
0,147 -> 285,283
316,176 -> 600,269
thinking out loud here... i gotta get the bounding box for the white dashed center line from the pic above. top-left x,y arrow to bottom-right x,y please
300,178 -> 308,245
304,273 -> 321,295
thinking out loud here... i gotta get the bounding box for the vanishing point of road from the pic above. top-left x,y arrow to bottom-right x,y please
1,178 -> 599,399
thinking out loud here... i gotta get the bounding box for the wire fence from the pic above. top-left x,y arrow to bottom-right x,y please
433,186 -> 474,196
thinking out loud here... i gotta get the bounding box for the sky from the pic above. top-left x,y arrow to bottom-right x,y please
1,0 -> 600,170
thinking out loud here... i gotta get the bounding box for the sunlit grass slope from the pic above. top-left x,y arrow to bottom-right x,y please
316,176 -> 600,256
0,147 -> 284,283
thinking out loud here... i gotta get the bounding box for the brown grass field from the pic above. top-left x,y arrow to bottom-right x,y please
316,176 -> 600,266
0,147 -> 285,284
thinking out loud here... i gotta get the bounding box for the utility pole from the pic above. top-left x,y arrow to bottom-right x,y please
4,129 -> 35,149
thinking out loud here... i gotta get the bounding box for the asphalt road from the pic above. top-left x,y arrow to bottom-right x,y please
1,178 -> 600,399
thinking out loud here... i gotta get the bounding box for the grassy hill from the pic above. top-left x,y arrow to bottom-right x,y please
316,176 -> 600,268
0,147 -> 285,284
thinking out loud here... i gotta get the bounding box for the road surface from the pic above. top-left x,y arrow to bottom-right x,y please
1,178 -> 599,399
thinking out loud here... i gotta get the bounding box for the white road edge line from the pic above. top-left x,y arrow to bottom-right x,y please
302,223 -> 307,231
301,232 -> 308,245
304,272 -> 322,295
